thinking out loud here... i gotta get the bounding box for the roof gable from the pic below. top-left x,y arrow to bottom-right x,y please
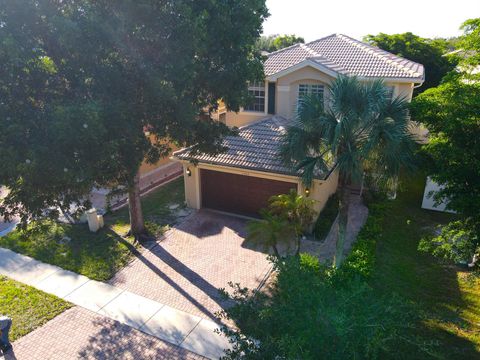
264,34 -> 424,82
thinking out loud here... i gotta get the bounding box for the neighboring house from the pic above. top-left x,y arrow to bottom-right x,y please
173,34 -> 424,218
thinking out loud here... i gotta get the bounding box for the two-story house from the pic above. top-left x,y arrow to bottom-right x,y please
173,34 -> 424,218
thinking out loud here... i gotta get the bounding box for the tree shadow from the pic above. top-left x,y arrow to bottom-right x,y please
114,235 -> 233,323
78,316 -> 204,359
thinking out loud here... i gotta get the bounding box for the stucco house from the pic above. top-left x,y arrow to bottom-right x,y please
173,34 -> 424,218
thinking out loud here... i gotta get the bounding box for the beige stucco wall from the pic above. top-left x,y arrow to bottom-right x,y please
180,160 -> 338,217
276,66 -> 335,119
225,111 -> 269,128
219,66 -> 417,127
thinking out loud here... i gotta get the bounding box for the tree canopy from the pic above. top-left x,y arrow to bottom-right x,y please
411,18 -> 480,265
0,0 -> 268,236
364,32 -> 456,94
256,34 -> 304,52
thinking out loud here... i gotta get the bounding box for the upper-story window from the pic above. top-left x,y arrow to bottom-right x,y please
385,86 -> 395,101
298,84 -> 324,105
244,81 -> 265,112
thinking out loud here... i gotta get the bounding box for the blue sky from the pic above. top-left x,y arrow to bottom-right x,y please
263,0 -> 480,41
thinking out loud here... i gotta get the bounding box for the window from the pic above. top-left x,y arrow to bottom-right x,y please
298,84 -> 324,102
385,86 -> 395,101
244,81 -> 265,112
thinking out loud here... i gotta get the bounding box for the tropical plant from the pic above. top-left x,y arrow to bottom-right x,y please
281,76 -> 416,267
246,211 -> 294,258
269,189 -> 316,254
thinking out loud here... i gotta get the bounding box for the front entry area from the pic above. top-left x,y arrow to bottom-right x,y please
200,169 -> 297,217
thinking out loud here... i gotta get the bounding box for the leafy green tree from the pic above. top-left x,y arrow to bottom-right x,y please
256,34 -> 304,52
411,19 -> 480,264
365,32 -> 456,93
0,0 -> 268,239
281,77 -> 416,267
457,18 -> 480,75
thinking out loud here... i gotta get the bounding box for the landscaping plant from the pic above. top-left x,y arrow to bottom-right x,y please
281,76 -> 416,267
411,18 -> 480,267
246,190 -> 315,257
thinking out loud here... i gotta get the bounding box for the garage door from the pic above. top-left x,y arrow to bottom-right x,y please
201,169 -> 297,218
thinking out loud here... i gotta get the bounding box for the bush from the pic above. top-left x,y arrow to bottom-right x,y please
419,219 -> 479,266
219,253 -> 431,360
313,194 -> 339,240
339,202 -> 388,280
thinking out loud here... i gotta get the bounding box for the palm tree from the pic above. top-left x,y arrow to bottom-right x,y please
281,76 -> 416,267
269,189 -> 316,255
247,210 -> 295,258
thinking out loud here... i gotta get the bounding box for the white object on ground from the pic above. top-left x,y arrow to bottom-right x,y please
86,208 -> 104,232
421,177 -> 456,213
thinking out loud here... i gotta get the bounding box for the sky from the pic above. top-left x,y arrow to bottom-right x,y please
263,0 -> 480,42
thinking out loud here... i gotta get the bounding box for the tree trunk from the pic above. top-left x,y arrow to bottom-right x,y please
128,171 -> 146,241
272,242 -> 281,258
334,175 -> 351,268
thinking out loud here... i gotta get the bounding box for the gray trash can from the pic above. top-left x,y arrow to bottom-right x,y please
0,315 -> 12,352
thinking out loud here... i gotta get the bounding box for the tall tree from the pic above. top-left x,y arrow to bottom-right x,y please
281,76 -> 416,267
412,18 -> 480,265
0,0 -> 268,239
364,32 -> 456,94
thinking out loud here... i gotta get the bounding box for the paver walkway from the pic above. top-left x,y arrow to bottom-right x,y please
8,307 -> 206,360
301,195 -> 369,262
0,247 -> 231,359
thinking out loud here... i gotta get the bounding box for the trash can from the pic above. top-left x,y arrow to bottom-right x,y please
0,315 -> 12,352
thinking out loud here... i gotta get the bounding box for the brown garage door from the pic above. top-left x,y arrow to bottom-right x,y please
201,169 -> 297,218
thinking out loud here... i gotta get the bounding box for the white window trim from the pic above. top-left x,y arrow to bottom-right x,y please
297,83 -> 325,108
241,81 -> 268,114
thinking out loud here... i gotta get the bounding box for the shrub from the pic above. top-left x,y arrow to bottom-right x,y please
219,253 -> 431,360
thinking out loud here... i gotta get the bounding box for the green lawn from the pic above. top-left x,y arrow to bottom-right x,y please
0,275 -> 72,341
107,177 -> 186,237
0,178 -> 185,281
371,176 -> 480,359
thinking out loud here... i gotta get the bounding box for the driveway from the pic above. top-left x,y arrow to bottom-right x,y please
110,210 -> 272,321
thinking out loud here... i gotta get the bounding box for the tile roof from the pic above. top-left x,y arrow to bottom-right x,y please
264,34 -> 424,81
174,116 -> 327,178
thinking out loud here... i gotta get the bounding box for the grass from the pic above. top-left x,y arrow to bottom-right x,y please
107,177 -> 186,237
370,175 -> 480,359
313,194 -> 339,241
0,275 -> 72,341
0,177 -> 186,281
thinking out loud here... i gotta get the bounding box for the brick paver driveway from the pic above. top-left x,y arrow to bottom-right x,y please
110,210 -> 272,321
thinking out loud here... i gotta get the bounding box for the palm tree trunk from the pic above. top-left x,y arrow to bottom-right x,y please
272,242 -> 281,258
128,171 -> 146,241
334,175 -> 351,268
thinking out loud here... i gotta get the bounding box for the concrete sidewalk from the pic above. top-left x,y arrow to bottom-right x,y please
0,247 -> 231,359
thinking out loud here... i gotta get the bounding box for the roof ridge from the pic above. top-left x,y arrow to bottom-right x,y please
266,42 -> 303,57
305,33 -> 338,46
299,43 -> 321,58
335,34 -> 421,77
